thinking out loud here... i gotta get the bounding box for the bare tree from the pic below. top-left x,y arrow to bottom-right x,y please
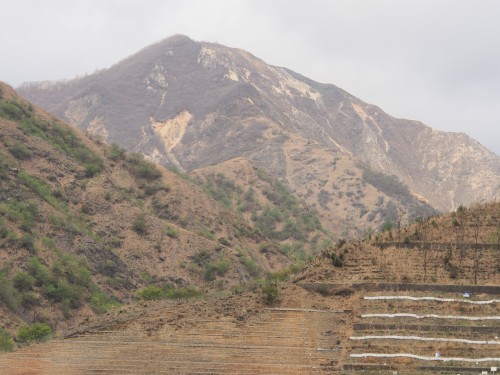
471,204 -> 484,285
453,205 -> 468,270
416,217 -> 430,282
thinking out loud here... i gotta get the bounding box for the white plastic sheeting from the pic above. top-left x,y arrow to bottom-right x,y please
361,313 -> 500,320
350,335 -> 500,345
350,353 -> 500,362
363,296 -> 500,304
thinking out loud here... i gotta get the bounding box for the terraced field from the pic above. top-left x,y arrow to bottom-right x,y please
1,282 -> 498,374
0,287 -> 347,374
344,286 -> 500,374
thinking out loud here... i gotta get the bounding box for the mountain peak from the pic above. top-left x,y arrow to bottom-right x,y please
17,38 -> 500,238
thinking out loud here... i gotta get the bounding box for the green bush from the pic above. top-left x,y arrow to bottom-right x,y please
0,273 -> 19,312
20,234 -> 37,253
165,286 -> 201,299
135,286 -> 163,300
27,257 -> 50,285
17,323 -> 52,343
0,201 -> 39,233
201,173 -> 242,208
262,284 -> 279,305
9,142 -> 32,160
127,153 -> 161,180
108,143 -> 126,161
84,162 -> 103,177
317,284 -> 331,297
13,272 -> 35,291
19,172 -> 57,207
0,99 -> 103,176
166,226 -> 178,239
90,290 -> 120,314
0,329 -> 14,352
190,249 -> 211,266
203,259 -> 230,281
241,257 -> 260,277
135,285 -> 201,300
132,213 -> 147,235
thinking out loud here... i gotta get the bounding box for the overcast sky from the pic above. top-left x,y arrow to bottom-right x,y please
2,0 -> 499,155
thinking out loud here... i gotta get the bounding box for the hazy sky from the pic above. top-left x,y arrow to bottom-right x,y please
2,0 -> 499,155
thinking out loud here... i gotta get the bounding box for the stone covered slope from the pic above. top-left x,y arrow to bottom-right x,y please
18,35 -> 499,238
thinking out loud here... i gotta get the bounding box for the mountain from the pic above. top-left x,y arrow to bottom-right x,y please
0,82 -> 329,333
1,189 -> 497,373
18,35 -> 500,238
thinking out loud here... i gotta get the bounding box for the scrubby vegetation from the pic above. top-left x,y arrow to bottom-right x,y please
135,285 -> 201,300
261,283 -> 279,305
0,98 -> 104,177
198,170 -> 328,263
16,323 -> 52,343
0,329 -> 14,352
361,165 -> 437,226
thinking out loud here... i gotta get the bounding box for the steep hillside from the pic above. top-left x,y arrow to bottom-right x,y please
18,35 -> 499,238
1,200 -> 497,374
0,82 -> 326,338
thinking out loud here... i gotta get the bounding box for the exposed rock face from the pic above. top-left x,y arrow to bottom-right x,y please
18,35 -> 500,237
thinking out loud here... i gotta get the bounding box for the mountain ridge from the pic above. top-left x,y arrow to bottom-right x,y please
17,35 -> 499,237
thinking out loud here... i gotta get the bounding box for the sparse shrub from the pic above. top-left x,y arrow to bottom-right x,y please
127,153 -> 161,180
331,286 -> 355,297
20,234 -> 37,253
0,272 -> 19,312
136,286 -> 162,300
267,268 -> 290,282
241,257 -> 260,277
0,101 -> 24,120
135,285 -> 201,300
16,323 -> 52,343
166,226 -> 178,239
165,286 -> 201,299
317,284 -> 331,296
84,162 -> 102,178
196,227 -> 215,240
203,259 -> 230,281
89,290 -> 119,314
13,272 -> 35,291
382,220 -> 393,232
19,172 -> 57,207
0,329 -> 14,352
27,257 -> 50,286
132,213 -> 147,235
325,249 -> 345,268
262,283 -> 279,305
21,291 -> 37,308
108,143 -> 126,161
143,182 -> 171,196
9,142 -> 32,160
190,249 -> 211,266
0,201 -> 39,233
218,237 -> 230,246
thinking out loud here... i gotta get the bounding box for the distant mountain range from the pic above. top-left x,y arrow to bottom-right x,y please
18,35 -> 500,238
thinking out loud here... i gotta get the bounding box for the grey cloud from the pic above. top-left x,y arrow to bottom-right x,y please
1,0 -> 499,154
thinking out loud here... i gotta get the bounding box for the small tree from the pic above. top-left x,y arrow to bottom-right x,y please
17,323 -> 52,343
262,283 -> 279,305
